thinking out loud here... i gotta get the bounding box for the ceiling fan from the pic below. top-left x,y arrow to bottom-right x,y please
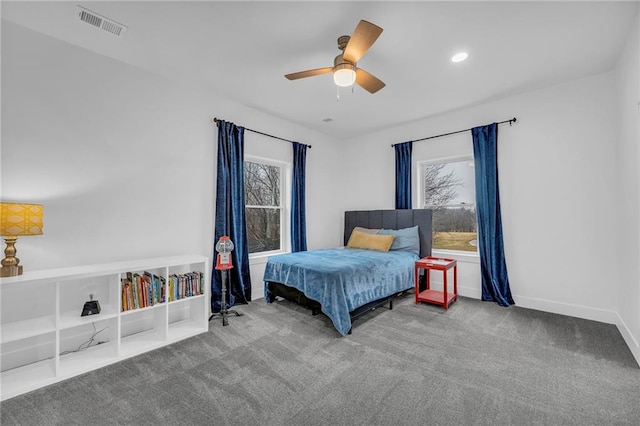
285,20 -> 386,94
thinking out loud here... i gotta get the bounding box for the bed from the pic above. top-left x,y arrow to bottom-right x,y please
264,209 -> 432,336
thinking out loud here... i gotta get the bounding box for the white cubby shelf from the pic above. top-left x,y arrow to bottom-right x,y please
0,255 -> 210,401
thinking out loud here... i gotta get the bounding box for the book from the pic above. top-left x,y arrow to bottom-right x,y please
163,271 -> 204,302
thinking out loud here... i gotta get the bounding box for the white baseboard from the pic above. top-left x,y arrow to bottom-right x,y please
457,289 -> 618,323
615,313 -> 640,367
252,286 -> 265,301
458,285 -> 482,300
511,294 -> 619,324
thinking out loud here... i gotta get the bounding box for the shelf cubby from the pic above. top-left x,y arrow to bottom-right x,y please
58,316 -> 118,376
168,294 -> 207,340
121,303 -> 168,342
1,279 -> 55,343
0,255 -> 209,401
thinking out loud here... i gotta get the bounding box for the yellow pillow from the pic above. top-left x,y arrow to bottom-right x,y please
346,229 -> 395,252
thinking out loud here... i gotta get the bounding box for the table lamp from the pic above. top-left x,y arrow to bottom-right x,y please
0,203 -> 43,277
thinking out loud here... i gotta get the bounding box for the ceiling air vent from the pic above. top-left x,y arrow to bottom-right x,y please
77,6 -> 127,38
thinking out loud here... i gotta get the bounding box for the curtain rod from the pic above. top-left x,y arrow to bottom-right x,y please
391,117 -> 517,148
212,117 -> 312,149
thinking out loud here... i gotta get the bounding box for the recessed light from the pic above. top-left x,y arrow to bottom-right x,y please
451,52 -> 468,63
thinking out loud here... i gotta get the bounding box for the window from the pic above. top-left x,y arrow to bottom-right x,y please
244,159 -> 286,255
420,157 -> 477,253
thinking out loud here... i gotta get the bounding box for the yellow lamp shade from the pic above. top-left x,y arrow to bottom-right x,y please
0,203 -> 44,236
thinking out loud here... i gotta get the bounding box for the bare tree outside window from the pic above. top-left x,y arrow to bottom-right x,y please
422,160 -> 478,252
423,163 -> 460,206
245,161 -> 282,254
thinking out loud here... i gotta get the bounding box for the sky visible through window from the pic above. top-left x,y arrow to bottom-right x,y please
444,160 -> 475,204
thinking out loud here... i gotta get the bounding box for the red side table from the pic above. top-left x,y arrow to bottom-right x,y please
415,257 -> 457,309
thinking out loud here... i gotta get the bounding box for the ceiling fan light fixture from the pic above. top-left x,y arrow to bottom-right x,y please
333,63 -> 357,87
334,68 -> 356,87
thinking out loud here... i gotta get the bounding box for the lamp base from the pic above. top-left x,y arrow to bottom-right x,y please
1,264 -> 22,277
1,237 -> 23,277
81,300 -> 101,317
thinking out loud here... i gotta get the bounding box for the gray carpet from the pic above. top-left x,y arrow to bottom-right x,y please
2,294 -> 639,425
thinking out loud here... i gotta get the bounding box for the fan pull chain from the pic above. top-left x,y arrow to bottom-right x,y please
336,85 -> 340,102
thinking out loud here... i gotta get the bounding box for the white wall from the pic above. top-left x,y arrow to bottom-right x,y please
343,70 -> 620,324
614,12 -> 640,363
1,20 -> 342,297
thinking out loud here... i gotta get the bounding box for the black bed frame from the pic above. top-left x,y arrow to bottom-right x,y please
265,209 -> 432,334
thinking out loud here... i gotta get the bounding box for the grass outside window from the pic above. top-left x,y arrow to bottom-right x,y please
433,232 -> 477,252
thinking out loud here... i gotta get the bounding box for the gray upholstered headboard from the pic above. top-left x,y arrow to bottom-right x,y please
344,209 -> 433,258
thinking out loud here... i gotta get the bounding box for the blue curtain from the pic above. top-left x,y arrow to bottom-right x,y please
212,120 -> 251,313
291,142 -> 307,252
472,123 -> 514,306
394,141 -> 412,209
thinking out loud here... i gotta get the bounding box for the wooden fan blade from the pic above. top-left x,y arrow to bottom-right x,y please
343,20 -> 383,63
285,67 -> 333,80
355,68 -> 385,93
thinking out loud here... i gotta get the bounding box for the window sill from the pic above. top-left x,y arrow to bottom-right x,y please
249,250 -> 289,265
432,249 -> 480,264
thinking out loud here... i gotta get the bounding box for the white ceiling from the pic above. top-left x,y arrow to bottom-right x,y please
2,1 -> 638,139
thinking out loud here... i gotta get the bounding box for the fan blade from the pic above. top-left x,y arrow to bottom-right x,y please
356,68 -> 385,94
343,20 -> 383,63
285,67 -> 333,80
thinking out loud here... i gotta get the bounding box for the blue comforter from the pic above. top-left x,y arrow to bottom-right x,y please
263,248 -> 418,336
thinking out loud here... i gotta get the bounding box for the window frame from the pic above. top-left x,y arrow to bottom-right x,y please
244,155 -> 291,258
417,154 -> 479,257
